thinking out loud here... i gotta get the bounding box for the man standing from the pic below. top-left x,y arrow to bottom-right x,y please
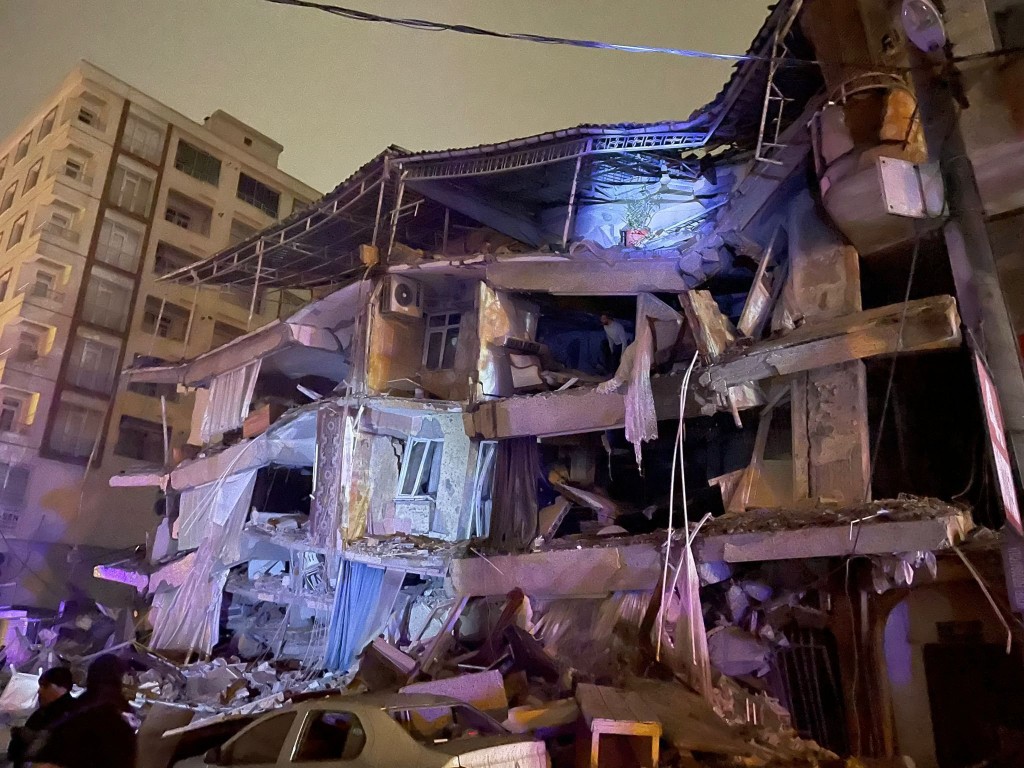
600,313 -> 630,374
32,655 -> 136,768
7,666 -> 77,768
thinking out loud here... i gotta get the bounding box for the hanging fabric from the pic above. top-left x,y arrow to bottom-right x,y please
487,437 -> 540,551
323,560 -> 387,673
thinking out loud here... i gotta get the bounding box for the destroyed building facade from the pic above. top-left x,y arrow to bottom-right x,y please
92,1 -> 1024,766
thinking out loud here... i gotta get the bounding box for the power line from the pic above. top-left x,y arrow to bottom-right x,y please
257,0 -> 811,66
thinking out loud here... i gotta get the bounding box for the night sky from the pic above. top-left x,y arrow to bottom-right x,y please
0,0 -> 772,192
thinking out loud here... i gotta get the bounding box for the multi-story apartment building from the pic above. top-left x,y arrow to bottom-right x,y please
0,61 -> 318,606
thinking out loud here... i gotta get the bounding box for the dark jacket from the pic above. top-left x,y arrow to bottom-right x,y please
7,692 -> 78,768
32,691 -> 136,768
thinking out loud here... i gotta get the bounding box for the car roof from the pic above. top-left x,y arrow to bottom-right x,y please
299,692 -> 467,712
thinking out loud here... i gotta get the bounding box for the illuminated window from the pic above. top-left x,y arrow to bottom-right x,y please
423,312 -> 461,371
38,107 -> 57,140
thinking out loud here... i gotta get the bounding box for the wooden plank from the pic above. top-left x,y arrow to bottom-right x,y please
704,295 -> 961,393
737,227 -> 781,339
679,290 -> 736,361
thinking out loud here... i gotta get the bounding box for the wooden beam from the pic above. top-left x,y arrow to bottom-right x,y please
703,295 -> 961,393
486,258 -> 693,295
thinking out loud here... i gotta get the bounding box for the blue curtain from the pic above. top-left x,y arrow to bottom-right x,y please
324,560 -> 386,673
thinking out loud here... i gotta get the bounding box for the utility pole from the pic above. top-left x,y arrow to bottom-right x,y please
912,54 -> 1024,513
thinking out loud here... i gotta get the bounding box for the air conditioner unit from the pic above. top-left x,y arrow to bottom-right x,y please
383,276 -> 423,319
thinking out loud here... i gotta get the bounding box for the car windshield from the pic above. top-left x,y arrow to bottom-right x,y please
388,703 -> 505,744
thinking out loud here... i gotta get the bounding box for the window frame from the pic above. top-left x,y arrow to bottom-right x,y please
397,437 -> 443,499
13,133 -> 31,163
63,157 -> 85,181
7,213 -> 28,249
38,107 -> 58,140
77,106 -> 98,127
15,329 -> 41,362
121,115 -> 163,163
81,274 -> 132,332
67,335 -> 120,394
174,140 -> 221,186
96,216 -> 143,272
1,182 -> 17,214
422,311 -> 462,371
23,158 -> 42,192
0,398 -> 22,433
109,164 -> 154,217
236,172 -> 280,217
47,402 -> 103,459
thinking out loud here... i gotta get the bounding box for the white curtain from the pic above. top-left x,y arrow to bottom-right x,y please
200,360 -> 261,442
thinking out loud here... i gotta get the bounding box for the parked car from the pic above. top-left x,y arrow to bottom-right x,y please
170,692 -> 550,768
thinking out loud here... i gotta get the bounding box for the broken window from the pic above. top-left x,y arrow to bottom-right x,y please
294,711 -> 366,761
397,438 -> 443,498
470,440 -> 496,538
225,711 -> 297,765
423,312 -> 460,371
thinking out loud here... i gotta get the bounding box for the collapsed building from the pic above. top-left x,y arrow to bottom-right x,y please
78,1 -> 1024,765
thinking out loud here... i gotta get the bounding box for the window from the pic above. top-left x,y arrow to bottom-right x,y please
0,270 -> 11,301
14,133 -> 30,163
121,115 -> 163,163
1,183 -> 16,214
229,219 -> 257,247
236,173 -> 279,217
63,158 -> 85,181
7,214 -> 27,249
0,399 -> 22,433
48,208 -> 74,232
15,330 -> 41,362
81,274 -> 132,332
47,402 -> 103,459
0,464 -> 29,508
211,320 -> 245,348
24,159 -> 42,192
38,107 -> 57,140
77,107 -> 98,127
114,416 -> 167,462
96,216 -> 142,272
31,270 -> 57,300
153,242 -> 197,275
397,437 -> 443,498
141,296 -> 191,342
0,156 -> 6,181
174,141 -> 221,186
423,312 -> 461,370
225,712 -> 297,765
294,711 -> 366,762
128,378 -> 178,403
108,164 -> 154,217
68,336 -> 120,393
164,207 -> 191,229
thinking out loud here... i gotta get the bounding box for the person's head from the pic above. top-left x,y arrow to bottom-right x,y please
38,666 -> 73,705
600,313 -> 612,326
85,654 -> 126,696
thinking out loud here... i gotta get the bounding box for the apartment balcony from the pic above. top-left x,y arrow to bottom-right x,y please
49,167 -> 97,198
32,221 -> 81,249
16,281 -> 67,311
